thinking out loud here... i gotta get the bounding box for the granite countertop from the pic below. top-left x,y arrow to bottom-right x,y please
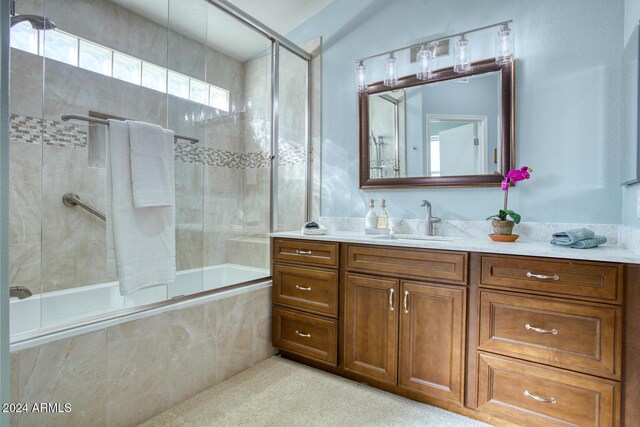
270,231 -> 640,264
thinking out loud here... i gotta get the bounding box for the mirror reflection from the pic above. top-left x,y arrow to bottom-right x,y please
368,71 -> 500,178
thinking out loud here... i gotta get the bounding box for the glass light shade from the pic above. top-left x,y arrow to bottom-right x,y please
416,44 -> 433,80
355,61 -> 368,92
384,53 -> 399,87
495,24 -> 514,65
453,34 -> 471,74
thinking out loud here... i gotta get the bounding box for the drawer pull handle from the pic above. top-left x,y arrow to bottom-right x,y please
389,288 -> 395,311
403,290 -> 409,314
526,272 -> 560,281
525,324 -> 558,335
295,285 -> 312,291
524,390 -> 557,404
295,330 -> 311,338
296,250 -> 312,255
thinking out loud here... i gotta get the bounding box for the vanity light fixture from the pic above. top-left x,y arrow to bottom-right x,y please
454,34 -> 471,73
384,53 -> 399,87
495,23 -> 514,65
356,60 -> 368,93
416,44 -> 434,80
354,20 -> 513,91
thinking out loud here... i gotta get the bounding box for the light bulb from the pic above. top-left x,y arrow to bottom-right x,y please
384,53 -> 399,87
495,23 -> 514,65
355,60 -> 368,93
454,34 -> 471,74
416,44 -> 433,80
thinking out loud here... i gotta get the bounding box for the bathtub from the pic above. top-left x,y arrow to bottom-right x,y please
10,263 -> 270,348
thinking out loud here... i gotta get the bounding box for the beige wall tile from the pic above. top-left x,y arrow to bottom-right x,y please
9,243 -> 41,289
252,288 -> 276,364
16,331 -> 108,427
106,314 -> 171,426
9,142 -> 42,245
211,292 -> 255,382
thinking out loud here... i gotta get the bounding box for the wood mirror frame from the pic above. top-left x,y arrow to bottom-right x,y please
359,58 -> 515,189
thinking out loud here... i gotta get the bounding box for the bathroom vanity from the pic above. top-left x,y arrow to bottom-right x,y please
270,232 -> 640,427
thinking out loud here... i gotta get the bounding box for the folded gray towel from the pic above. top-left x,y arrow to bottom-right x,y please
551,228 -> 595,245
569,235 -> 607,249
550,235 -> 607,249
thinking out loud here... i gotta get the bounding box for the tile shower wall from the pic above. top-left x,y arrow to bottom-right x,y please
8,0 -> 314,294
10,287 -> 275,427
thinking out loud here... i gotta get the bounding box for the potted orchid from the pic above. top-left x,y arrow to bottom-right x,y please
487,165 -> 533,239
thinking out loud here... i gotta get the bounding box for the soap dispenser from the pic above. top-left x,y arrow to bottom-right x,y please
377,199 -> 389,229
365,199 -> 378,230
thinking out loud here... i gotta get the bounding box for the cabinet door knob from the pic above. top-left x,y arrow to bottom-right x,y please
524,390 -> 557,404
389,288 -> 395,311
403,290 -> 409,314
295,330 -> 311,338
525,324 -> 558,335
295,285 -> 312,291
296,249 -> 312,255
526,272 -> 560,281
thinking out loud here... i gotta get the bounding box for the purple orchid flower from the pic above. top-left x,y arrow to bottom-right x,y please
492,166 -> 533,224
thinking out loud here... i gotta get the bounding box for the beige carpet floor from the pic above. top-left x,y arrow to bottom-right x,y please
140,356 -> 490,427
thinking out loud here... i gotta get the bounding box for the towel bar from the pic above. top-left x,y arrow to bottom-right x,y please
61,114 -> 199,144
62,193 -> 106,221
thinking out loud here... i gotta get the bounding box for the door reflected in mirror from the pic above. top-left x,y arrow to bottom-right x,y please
359,59 -> 514,189
368,71 -> 500,179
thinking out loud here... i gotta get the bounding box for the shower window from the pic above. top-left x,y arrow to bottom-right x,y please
79,40 -> 112,76
189,79 -> 209,105
142,62 -> 167,92
209,86 -> 229,111
43,30 -> 78,66
9,21 -> 38,54
168,71 -> 190,100
113,52 -> 142,84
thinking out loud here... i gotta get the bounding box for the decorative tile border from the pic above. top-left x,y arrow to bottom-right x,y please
11,113 -> 306,168
175,143 -> 305,168
10,114 -> 87,147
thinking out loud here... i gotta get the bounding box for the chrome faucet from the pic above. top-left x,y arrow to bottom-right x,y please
420,200 -> 441,236
10,286 -> 32,299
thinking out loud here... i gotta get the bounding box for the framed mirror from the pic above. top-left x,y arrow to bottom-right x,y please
359,58 -> 514,189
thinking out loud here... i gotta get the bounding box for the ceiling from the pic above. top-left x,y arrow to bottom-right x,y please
109,0 -> 333,61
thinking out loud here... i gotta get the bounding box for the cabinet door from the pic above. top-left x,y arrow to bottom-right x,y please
344,273 -> 399,385
399,281 -> 466,405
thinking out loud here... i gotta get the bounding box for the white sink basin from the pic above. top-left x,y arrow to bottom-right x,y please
371,234 -> 456,243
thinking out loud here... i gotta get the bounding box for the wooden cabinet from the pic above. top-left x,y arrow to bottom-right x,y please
343,273 -> 398,384
272,307 -> 338,366
473,253 -> 626,427
343,247 -> 467,406
272,238 -> 340,368
477,353 -> 618,427
478,290 -> 621,379
399,281 -> 466,404
271,238 -> 636,427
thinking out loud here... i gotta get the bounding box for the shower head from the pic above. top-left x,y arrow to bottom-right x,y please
10,14 -> 57,30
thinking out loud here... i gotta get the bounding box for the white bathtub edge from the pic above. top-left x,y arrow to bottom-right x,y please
10,280 -> 272,352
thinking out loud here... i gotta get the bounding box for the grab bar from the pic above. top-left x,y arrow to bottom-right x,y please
61,114 -> 199,144
62,193 -> 106,221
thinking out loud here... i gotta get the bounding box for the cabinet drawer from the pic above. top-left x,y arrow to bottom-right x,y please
273,263 -> 338,317
478,291 -> 621,379
272,307 -> 337,366
346,244 -> 467,285
273,239 -> 339,268
480,255 -> 622,303
477,353 -> 618,427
